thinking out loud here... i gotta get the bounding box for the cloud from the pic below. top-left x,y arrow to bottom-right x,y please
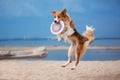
0,0 -> 42,17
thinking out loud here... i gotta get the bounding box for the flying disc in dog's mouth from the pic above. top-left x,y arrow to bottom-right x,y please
50,21 -> 64,35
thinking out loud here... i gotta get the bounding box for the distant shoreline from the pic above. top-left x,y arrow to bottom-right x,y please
0,46 -> 120,50
0,37 -> 120,41
0,38 -> 120,46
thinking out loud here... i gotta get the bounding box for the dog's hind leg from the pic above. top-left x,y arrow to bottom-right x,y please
71,44 -> 82,70
61,44 -> 75,67
71,43 -> 87,70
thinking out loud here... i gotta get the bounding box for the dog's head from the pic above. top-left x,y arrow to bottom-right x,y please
52,8 -> 71,23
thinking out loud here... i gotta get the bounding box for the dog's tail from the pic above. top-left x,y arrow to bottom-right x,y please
78,25 -> 95,59
75,25 -> 95,60
83,25 -> 95,47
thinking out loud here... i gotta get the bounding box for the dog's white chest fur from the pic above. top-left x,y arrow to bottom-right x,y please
64,22 -> 74,36
57,22 -> 74,42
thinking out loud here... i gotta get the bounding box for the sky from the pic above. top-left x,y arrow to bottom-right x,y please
0,0 -> 120,39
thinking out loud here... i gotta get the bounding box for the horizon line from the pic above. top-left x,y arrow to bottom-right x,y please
0,37 -> 120,41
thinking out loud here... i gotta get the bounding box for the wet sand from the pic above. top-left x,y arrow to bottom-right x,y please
0,46 -> 120,80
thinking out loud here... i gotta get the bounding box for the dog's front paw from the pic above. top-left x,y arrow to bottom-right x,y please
57,35 -> 62,42
58,38 -> 61,42
63,36 -> 68,43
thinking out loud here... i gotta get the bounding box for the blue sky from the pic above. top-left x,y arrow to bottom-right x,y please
0,0 -> 120,39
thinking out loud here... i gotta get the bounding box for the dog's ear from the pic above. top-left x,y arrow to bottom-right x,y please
51,10 -> 56,15
61,8 -> 67,15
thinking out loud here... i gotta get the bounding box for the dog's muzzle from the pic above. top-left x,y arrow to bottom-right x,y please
54,16 -> 59,23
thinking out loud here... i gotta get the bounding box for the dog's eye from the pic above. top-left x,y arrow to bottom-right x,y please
58,16 -> 60,18
54,16 -> 56,18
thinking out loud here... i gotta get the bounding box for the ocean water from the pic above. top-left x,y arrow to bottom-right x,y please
0,38 -> 120,46
45,49 -> 120,61
1,38 -> 120,61
22,49 -> 120,61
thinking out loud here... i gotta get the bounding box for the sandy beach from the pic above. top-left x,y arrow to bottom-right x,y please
0,46 -> 120,80
0,60 -> 120,80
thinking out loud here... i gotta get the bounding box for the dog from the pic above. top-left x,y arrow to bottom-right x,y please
52,8 -> 95,70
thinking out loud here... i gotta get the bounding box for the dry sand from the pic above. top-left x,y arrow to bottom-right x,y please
0,46 -> 120,80
0,60 -> 120,80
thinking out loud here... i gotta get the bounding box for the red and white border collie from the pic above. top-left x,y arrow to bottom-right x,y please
52,8 -> 95,70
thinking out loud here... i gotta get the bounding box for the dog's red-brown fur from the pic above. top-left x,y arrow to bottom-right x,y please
52,8 -> 95,70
